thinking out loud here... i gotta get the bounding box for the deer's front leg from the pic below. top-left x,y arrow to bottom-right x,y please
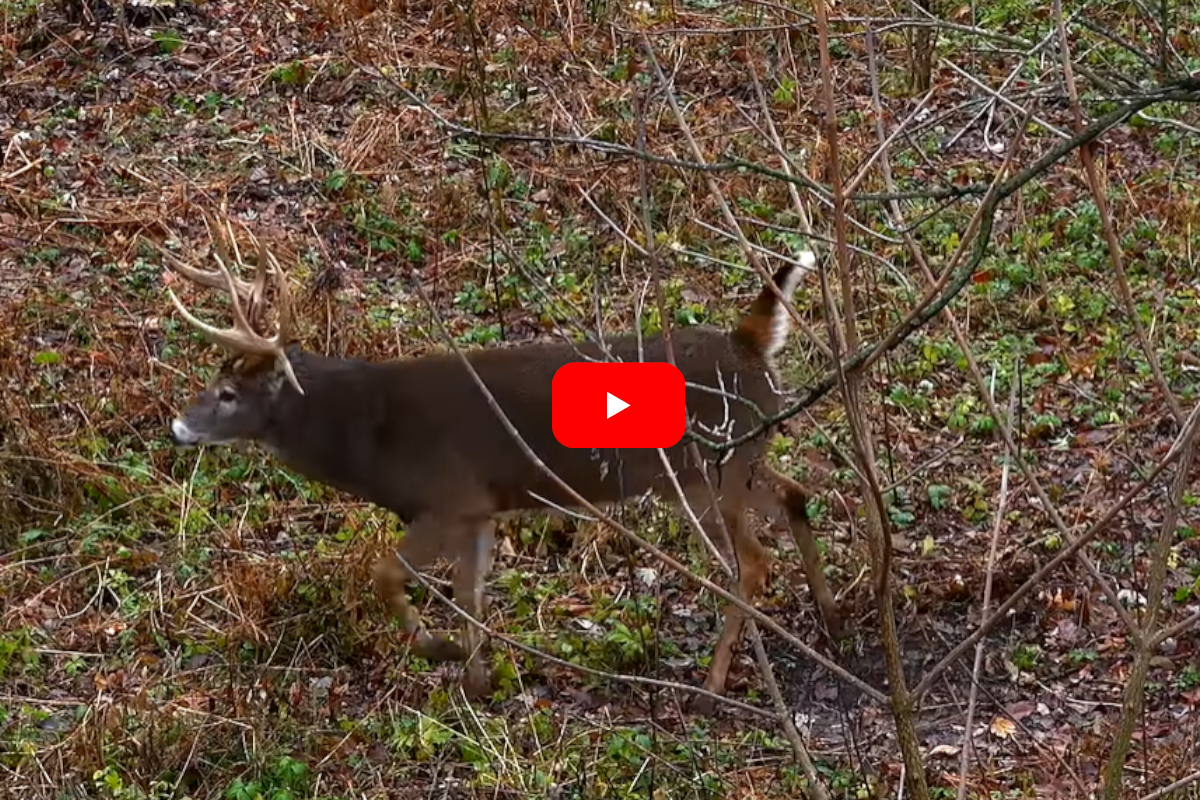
455,521 -> 496,698
373,516 -> 469,663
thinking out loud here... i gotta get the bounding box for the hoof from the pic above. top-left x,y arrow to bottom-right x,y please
414,635 -> 468,662
824,617 -> 854,643
690,691 -> 723,715
462,666 -> 494,699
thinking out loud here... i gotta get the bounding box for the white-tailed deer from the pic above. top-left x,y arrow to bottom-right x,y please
162,228 -> 843,703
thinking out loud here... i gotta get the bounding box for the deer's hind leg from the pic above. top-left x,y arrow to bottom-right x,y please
751,464 -> 845,639
703,503 -> 771,701
373,514 -> 490,664
683,485 -> 770,705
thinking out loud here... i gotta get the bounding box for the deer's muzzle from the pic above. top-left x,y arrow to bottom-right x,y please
170,419 -> 201,447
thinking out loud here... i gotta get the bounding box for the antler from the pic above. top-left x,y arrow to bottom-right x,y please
158,219 -> 304,394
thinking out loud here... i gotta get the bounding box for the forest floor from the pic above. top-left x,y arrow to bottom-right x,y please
2,0 -> 1200,798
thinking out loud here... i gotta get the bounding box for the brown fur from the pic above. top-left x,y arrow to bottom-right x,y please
168,264 -> 842,702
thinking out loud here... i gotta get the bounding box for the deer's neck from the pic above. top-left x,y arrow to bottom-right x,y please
257,351 -> 372,484
252,352 -> 430,521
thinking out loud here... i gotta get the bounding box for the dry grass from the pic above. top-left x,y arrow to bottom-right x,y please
3,0 -> 1200,797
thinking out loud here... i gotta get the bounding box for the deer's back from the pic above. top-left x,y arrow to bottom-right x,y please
281,328 -> 781,520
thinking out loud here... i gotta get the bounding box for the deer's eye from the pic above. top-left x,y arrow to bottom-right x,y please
217,387 -> 237,404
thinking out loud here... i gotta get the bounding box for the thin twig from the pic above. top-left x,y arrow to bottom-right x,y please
1101,406 -> 1198,799
956,368 -> 1017,799
387,545 -> 773,717
638,36 -> 832,363
1138,767 -> 1200,800
1056,0 -> 1184,426
839,22 -> 926,800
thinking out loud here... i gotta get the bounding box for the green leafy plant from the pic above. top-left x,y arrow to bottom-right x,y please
225,756 -> 311,800
269,61 -> 309,87
927,484 -> 952,510
153,29 -> 184,54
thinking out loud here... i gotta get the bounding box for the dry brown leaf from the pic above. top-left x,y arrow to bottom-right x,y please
990,716 -> 1016,738
928,743 -> 960,757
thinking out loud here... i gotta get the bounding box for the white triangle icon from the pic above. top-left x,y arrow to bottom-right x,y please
606,392 -> 630,419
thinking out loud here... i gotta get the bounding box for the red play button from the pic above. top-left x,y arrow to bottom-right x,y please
552,361 -> 685,449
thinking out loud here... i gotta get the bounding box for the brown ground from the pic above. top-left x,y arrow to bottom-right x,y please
3,0 -> 1200,797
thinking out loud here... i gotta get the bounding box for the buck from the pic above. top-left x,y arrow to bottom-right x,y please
162,229 -> 842,703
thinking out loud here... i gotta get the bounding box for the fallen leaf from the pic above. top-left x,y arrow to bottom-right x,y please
990,716 -> 1016,738
1006,700 -> 1037,720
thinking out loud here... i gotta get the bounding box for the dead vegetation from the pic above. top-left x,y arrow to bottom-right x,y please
2,0 -> 1200,798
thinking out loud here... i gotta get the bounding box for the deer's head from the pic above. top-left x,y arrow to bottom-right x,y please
159,222 -> 304,448
169,351 -> 297,446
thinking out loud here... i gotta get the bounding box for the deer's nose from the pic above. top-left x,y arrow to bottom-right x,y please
170,419 -> 200,446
